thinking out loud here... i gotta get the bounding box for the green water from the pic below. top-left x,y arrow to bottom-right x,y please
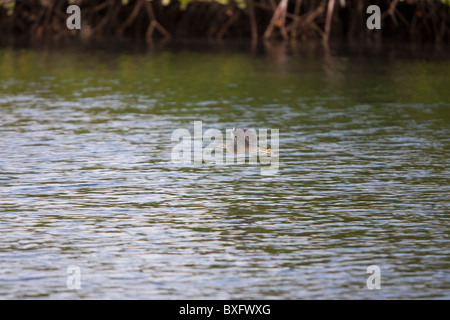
0,44 -> 449,299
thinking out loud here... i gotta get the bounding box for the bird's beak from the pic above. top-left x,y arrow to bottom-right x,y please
258,148 -> 272,155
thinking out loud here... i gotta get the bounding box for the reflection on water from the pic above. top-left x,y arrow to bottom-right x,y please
0,44 -> 449,299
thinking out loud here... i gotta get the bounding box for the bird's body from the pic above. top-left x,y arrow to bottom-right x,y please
221,127 -> 272,155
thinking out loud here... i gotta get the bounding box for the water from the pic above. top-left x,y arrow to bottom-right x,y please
0,44 -> 449,299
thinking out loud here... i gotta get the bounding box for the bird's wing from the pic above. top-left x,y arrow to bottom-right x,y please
233,128 -> 258,147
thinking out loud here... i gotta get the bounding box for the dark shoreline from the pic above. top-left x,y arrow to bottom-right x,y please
2,36 -> 450,62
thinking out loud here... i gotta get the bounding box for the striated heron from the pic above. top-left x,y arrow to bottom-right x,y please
219,127 -> 273,155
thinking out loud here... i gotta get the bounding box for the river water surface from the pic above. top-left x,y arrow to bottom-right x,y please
0,44 -> 449,299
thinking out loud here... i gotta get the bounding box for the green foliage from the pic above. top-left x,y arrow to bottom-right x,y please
1,0 -> 14,16
164,0 -> 247,10
2,0 -> 450,12
115,0 -> 246,10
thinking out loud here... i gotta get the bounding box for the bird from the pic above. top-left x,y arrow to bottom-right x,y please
218,127 -> 273,155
